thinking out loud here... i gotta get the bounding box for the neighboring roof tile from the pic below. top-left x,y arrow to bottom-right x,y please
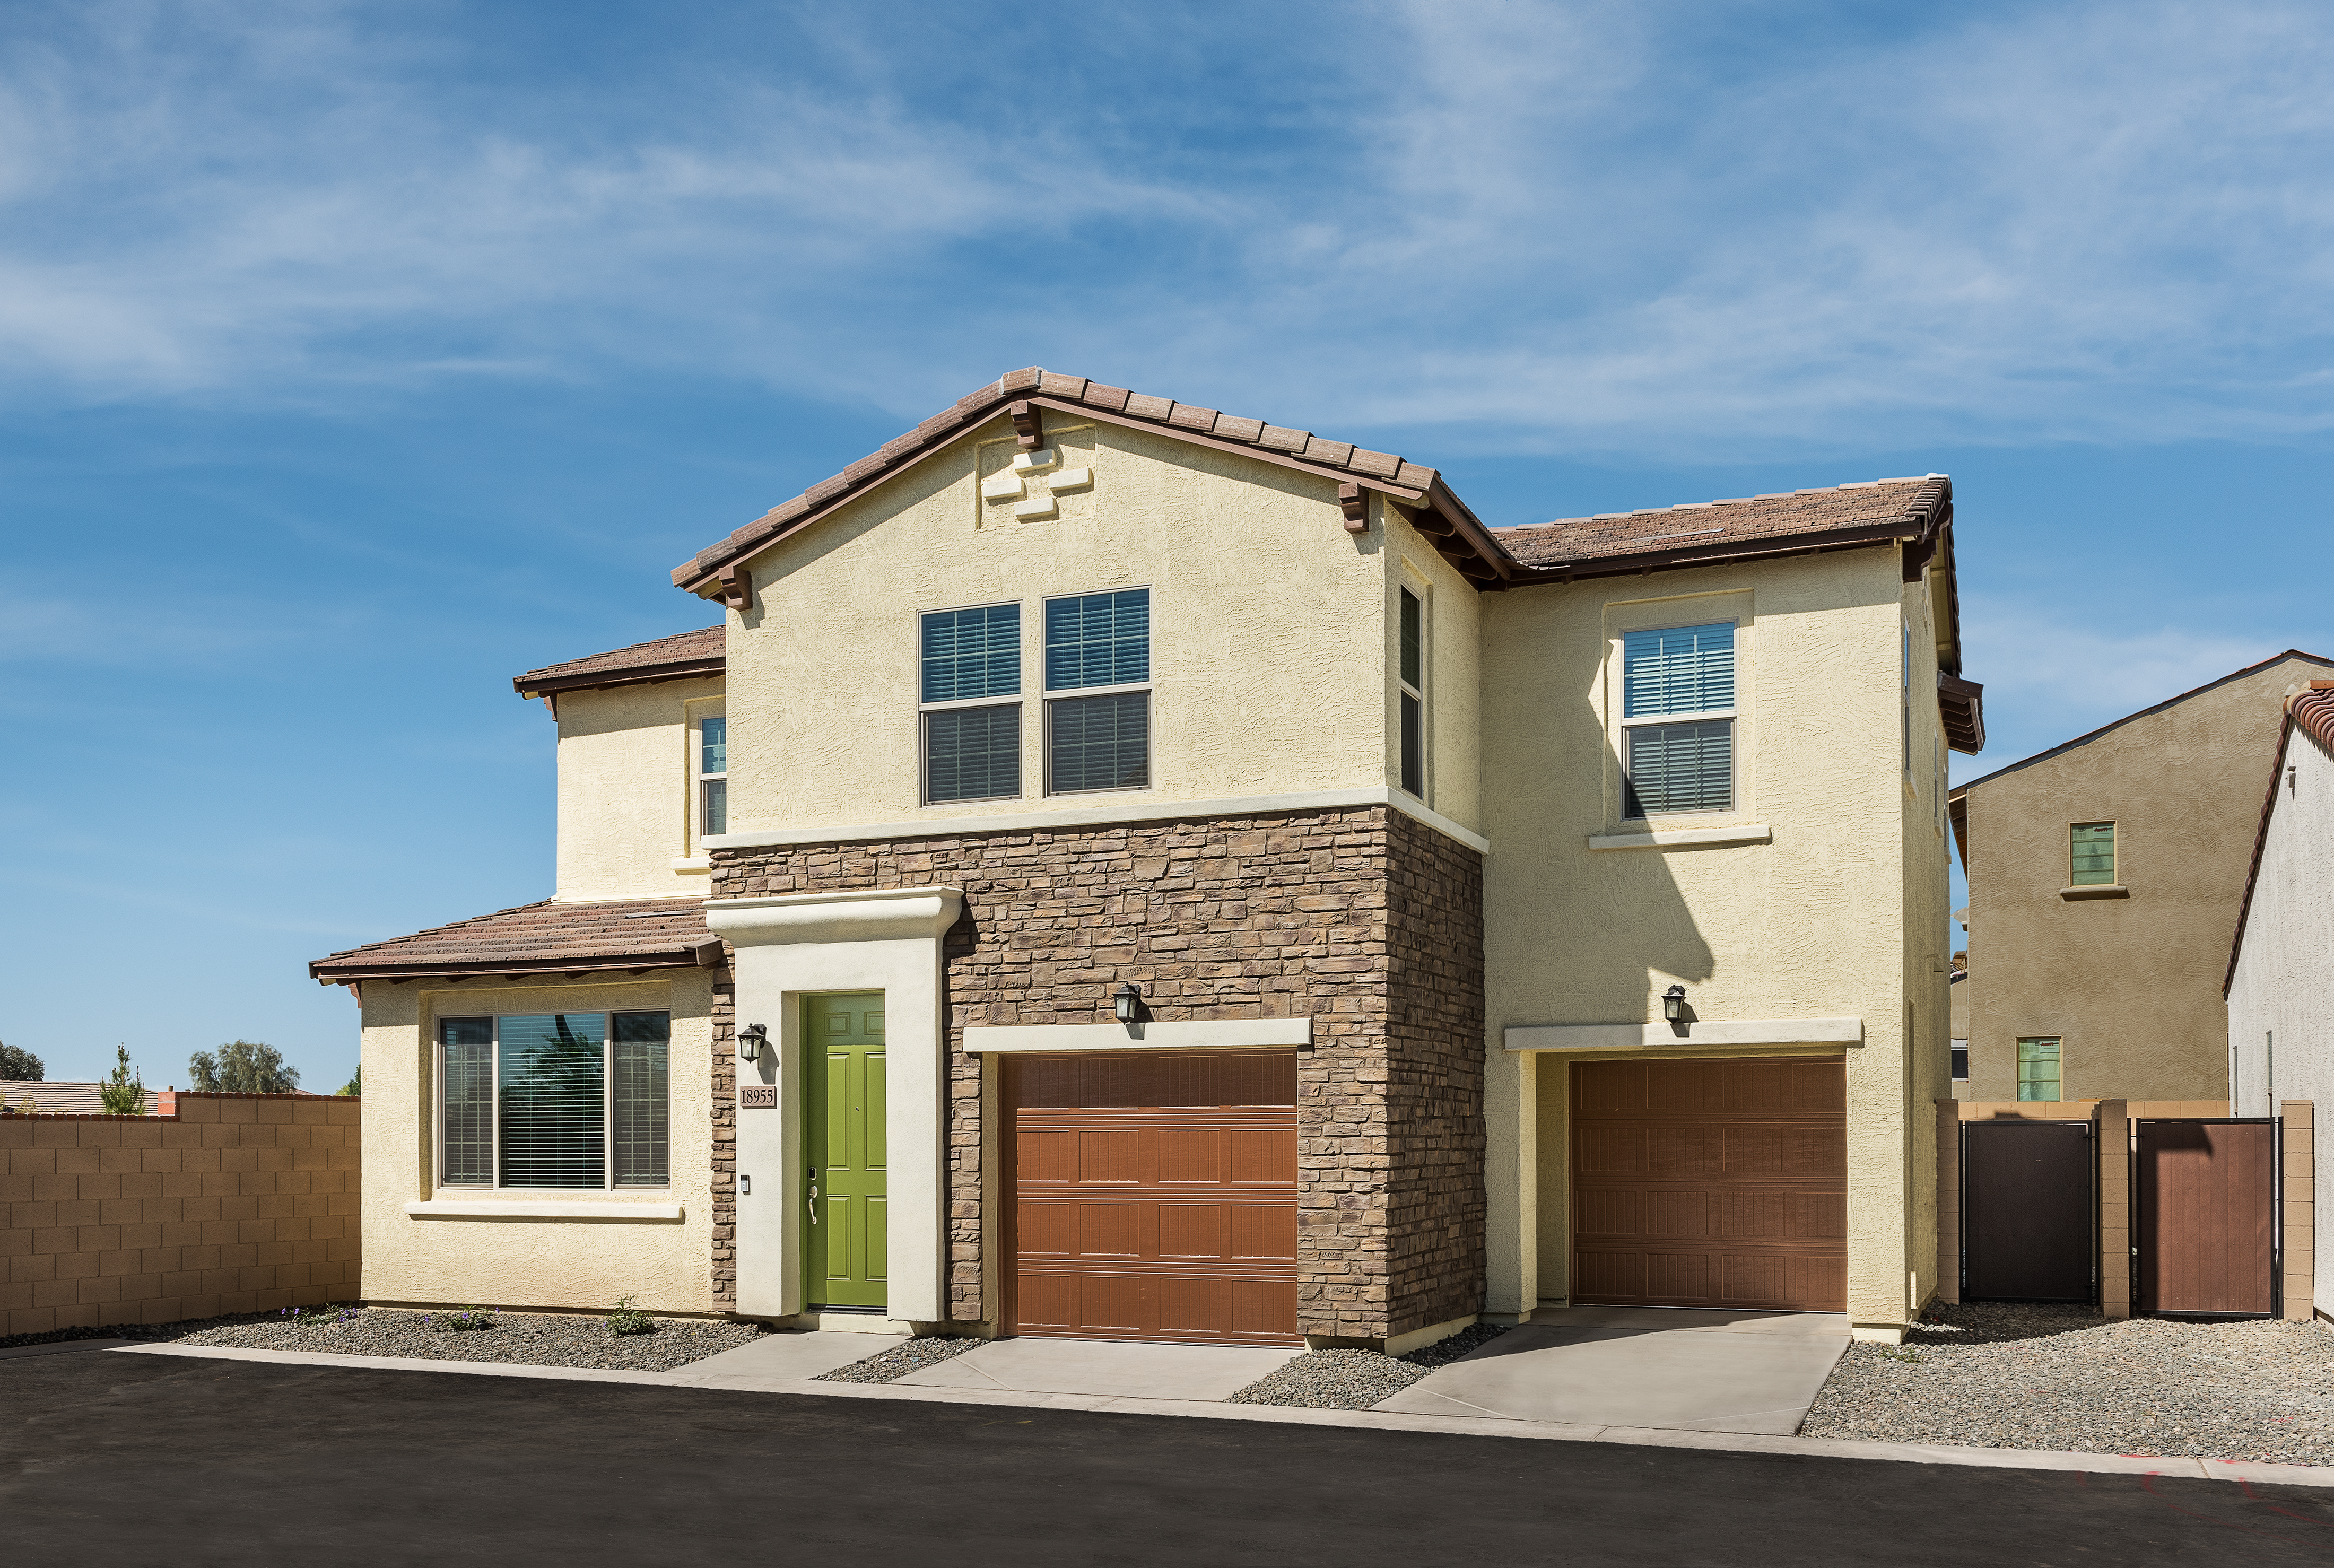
0,1081 -> 154,1114
309,898 -> 722,983
671,369 -> 1455,593
1496,477 -> 1949,570
2294,685 -> 2334,756
512,626 -> 725,697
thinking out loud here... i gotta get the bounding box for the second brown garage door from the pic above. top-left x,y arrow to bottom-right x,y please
1006,1050 -> 1299,1346
1572,1056 -> 1847,1312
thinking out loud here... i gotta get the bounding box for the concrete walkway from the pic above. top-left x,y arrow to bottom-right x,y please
1378,1308 -> 1850,1434
892,1336 -> 1301,1400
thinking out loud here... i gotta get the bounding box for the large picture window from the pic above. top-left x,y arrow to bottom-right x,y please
1046,588 -> 1151,794
921,603 -> 1022,803
437,1011 -> 670,1189
1621,621 -> 1735,817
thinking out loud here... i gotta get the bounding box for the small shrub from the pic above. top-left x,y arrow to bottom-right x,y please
425,1308 -> 498,1333
98,1044 -> 146,1116
280,1304 -> 361,1328
1879,1345 -> 1926,1365
607,1296 -> 655,1336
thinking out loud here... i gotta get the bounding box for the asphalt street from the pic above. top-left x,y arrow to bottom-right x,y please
5,1350 -> 2331,1566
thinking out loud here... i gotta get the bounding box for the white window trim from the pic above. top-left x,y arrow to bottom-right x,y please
433,1011 -> 673,1196
695,709 -> 728,847
1041,587 -> 1155,799
1614,617 -> 1743,824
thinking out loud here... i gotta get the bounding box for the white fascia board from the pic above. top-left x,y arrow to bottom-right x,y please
965,1018 -> 1313,1053
1504,1017 -> 1864,1052
404,1201 -> 685,1220
1587,824 -> 1772,851
702,786 -> 1490,857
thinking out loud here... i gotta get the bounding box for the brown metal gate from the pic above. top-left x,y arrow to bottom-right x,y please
2134,1119 -> 2279,1317
1961,1120 -> 2094,1302
1004,1051 -> 1300,1346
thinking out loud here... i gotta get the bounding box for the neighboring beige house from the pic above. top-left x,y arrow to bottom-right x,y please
315,367 -> 1982,1347
1949,651 -> 2334,1103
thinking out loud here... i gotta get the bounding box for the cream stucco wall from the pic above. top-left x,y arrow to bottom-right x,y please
1963,654 -> 2331,1102
2230,717 -> 2334,1278
358,970 -> 716,1314
717,418 -> 1471,837
553,676 -> 725,902
1479,545 -> 1946,1332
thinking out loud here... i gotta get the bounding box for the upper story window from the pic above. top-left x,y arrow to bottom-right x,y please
1046,589 -> 1151,794
438,1011 -> 670,1190
2070,822 -> 2116,885
1622,622 -> 1735,817
698,716 -> 728,838
921,603 -> 1022,804
1399,588 -> 1425,797
2017,1036 -> 2062,1102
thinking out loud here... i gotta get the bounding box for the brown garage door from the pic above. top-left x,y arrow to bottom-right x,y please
1572,1056 -> 1847,1312
1006,1050 -> 1299,1346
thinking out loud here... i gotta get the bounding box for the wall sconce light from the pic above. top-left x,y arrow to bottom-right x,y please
1114,983 -> 1143,1025
1661,986 -> 1687,1024
738,1023 -> 769,1061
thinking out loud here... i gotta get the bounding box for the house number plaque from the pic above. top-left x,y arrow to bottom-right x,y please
739,1085 -> 777,1109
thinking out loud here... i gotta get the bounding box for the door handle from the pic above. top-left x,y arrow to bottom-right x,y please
807,1168 -> 820,1225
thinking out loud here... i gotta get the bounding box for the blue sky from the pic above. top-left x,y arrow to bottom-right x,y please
5,1 -> 2332,1088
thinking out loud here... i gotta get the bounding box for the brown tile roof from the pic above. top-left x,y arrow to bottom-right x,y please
0,1081 -> 155,1114
670,368 -> 1516,597
513,626 -> 725,698
309,898 -> 722,985
1494,476 -> 1951,572
2227,679 -> 2334,996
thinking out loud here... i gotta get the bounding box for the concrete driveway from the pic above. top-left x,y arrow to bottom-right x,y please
893,1336 -> 1302,1400
1377,1307 -> 1851,1434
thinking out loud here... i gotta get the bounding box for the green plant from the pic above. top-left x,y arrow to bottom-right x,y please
425,1307 -> 498,1333
337,1065 -> 361,1097
1879,1346 -> 1925,1365
0,1086 -> 36,1114
281,1303 -> 361,1327
0,1040 -> 43,1081
188,1040 -> 301,1094
97,1045 -> 146,1116
607,1296 -> 655,1336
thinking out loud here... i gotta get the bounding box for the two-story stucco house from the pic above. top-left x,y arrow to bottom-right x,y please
312,368 -> 1982,1348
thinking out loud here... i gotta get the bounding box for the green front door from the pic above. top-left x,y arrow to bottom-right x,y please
805,993 -> 886,1309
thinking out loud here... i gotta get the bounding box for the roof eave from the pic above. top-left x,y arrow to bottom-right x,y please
309,946 -> 721,987
514,656 -> 727,699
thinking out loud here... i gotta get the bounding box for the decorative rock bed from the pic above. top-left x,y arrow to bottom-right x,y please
812,1336 -> 988,1383
4,1306 -> 764,1375
1226,1323 -> 1512,1409
1801,1303 -> 2334,1467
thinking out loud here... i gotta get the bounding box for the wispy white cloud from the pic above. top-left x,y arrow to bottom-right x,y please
6,2 -> 2334,455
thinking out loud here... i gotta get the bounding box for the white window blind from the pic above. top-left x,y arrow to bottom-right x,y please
1622,622 -> 1735,816
438,1012 -> 669,1190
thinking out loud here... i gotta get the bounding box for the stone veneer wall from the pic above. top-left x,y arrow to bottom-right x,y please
709,969 -> 738,1310
709,804 -> 1486,1342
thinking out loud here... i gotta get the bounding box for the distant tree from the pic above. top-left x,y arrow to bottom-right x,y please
337,1065 -> 361,1097
188,1040 -> 301,1094
0,1041 -> 42,1081
98,1044 -> 146,1116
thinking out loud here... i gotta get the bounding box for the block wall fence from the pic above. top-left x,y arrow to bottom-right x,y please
1,1093 -> 360,1338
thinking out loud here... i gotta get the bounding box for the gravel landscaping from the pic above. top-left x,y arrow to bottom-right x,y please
813,1336 -> 988,1383
2,1306 -> 764,1374
1801,1303 -> 2334,1467
1226,1323 -> 1513,1410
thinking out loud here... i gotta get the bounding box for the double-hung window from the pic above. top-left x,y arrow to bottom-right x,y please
698,716 -> 728,838
1621,622 -> 1735,817
438,1011 -> 670,1189
1399,588 -> 1425,797
1046,589 -> 1150,794
2070,822 -> 2115,885
921,603 -> 1022,804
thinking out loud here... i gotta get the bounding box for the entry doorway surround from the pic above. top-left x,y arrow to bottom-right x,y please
706,887 -> 963,1323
